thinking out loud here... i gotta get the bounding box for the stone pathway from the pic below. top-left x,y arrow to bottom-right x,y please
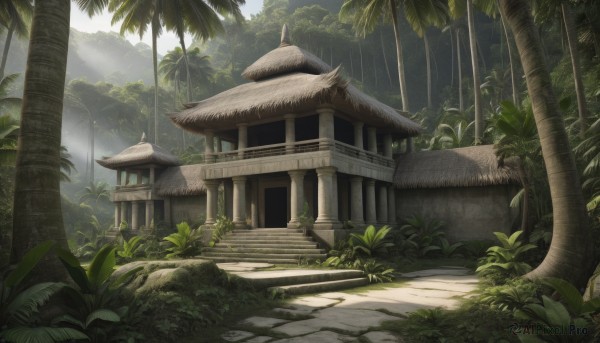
218,266 -> 478,342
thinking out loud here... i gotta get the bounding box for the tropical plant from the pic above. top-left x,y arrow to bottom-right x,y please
116,235 -> 144,262
349,224 -> 394,257
574,115 -> 600,214
159,46 -> 214,105
499,0 -> 592,288
297,202 -> 314,234
209,214 -> 234,247
322,239 -> 357,268
355,258 -> 395,283
163,221 -> 204,258
0,113 -> 19,166
74,214 -> 107,260
0,0 -> 33,79
79,181 -> 111,205
0,241 -> 88,343
59,145 -> 76,183
479,278 -> 541,313
435,120 -> 474,148
55,244 -> 142,341
11,0 -> 71,283
399,215 -> 446,257
438,238 -> 464,258
476,231 -> 537,282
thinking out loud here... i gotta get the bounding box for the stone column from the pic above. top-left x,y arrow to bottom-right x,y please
284,114 -> 296,154
367,127 -> 377,153
233,176 -> 247,229
251,178 -> 259,228
340,179 -> 349,221
365,179 -> 376,225
145,200 -> 154,229
377,184 -> 388,224
114,202 -> 120,228
205,130 -> 214,163
288,170 -> 306,227
116,170 -> 122,186
224,180 -> 233,219
149,168 -> 155,184
237,124 -> 247,159
205,180 -> 219,225
387,184 -> 397,225
353,122 -> 364,151
318,107 -> 334,150
332,172 -> 338,222
164,198 -> 172,226
383,133 -> 393,158
315,167 -> 338,226
131,201 -> 139,230
350,177 -> 364,225
120,202 -> 127,227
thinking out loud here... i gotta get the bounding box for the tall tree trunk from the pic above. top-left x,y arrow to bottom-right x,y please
90,119 -> 94,183
500,9 -> 519,106
0,20 -> 16,79
562,3 -> 588,136
152,14 -> 159,146
450,27 -> 455,87
467,0 -> 483,143
389,0 -> 409,112
424,32 -> 432,108
517,159 -> 531,238
499,0 -> 593,288
11,0 -> 70,283
456,29 -> 464,112
178,35 -> 192,103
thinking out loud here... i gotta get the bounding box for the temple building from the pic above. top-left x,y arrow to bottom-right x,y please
97,26 -> 519,250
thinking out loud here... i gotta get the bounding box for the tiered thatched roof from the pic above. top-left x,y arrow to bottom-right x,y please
154,164 -> 205,196
170,25 -> 421,136
96,133 -> 180,169
394,145 -> 520,189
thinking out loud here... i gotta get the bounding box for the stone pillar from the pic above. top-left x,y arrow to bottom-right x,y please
237,124 -> 247,159
318,107 -> 334,150
145,200 -> 154,229
377,184 -> 388,224
332,172 -> 338,222
233,176 -> 247,229
205,180 -> 219,225
383,134 -> 393,158
131,201 -> 139,230
116,170 -> 122,186
114,202 -> 120,228
367,127 -> 377,153
340,179 -> 349,221
149,167 -> 155,184
350,177 -> 364,225
365,179 -> 376,225
288,170 -> 306,228
120,202 -> 127,227
284,114 -> 296,154
205,130 -> 214,163
387,184 -> 396,225
251,178 -> 258,228
164,198 -> 172,226
224,180 -> 233,219
315,167 -> 338,226
353,122 -> 364,150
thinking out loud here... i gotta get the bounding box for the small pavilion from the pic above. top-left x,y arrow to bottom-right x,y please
169,25 -> 421,246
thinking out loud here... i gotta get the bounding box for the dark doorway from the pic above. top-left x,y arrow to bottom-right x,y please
264,187 -> 288,228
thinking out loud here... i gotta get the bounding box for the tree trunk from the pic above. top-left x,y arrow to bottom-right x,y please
178,35 -> 192,103
0,20 -> 16,79
517,159 -> 531,238
424,32 -> 432,109
11,0 -> 70,283
152,14 -> 159,146
90,119 -> 94,183
499,0 -> 593,289
500,10 -> 519,106
380,30 -> 393,87
562,3 -> 588,137
389,0 -> 409,112
456,29 -> 464,112
450,27 -> 455,88
467,0 -> 482,143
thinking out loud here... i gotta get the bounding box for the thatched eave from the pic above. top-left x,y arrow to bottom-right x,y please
154,164 -> 205,196
96,139 -> 180,170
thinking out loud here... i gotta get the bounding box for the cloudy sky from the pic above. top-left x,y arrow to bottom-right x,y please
70,1 -> 264,55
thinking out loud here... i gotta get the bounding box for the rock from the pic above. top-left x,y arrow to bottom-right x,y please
221,330 -> 255,342
362,331 -> 402,342
271,330 -> 356,343
238,316 -> 290,328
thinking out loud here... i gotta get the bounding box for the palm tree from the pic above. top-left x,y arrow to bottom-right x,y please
11,0 -> 70,282
340,0 -> 410,112
436,120 -> 474,148
79,181 -> 110,205
0,0 -> 33,79
499,0 -> 592,288
0,114 -> 18,166
159,47 -> 214,106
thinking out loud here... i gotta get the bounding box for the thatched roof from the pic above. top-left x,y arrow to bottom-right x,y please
154,164 -> 205,196
394,145 -> 520,189
96,134 -> 180,169
171,68 -> 421,135
171,25 -> 421,136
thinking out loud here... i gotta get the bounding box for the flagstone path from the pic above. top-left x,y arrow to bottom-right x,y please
216,264 -> 478,342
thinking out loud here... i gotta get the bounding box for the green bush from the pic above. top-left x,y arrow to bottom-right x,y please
116,235 -> 144,262
350,224 -> 394,257
399,215 -> 446,257
163,221 -> 204,258
209,215 -> 234,247
476,231 -> 537,283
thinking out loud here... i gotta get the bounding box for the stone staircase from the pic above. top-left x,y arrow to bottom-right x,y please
202,228 -> 327,264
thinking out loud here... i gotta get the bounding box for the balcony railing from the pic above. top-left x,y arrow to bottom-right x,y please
206,138 -> 394,168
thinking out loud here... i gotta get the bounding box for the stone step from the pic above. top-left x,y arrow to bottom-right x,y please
229,232 -> 306,237
213,242 -> 318,249
223,235 -> 309,240
202,252 -> 327,260
220,238 -> 314,244
233,228 -> 301,234
203,247 -> 324,254
268,277 -> 369,295
202,256 -> 300,264
228,269 -> 365,289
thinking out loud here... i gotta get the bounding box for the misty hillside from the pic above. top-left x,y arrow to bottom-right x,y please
0,28 -> 154,85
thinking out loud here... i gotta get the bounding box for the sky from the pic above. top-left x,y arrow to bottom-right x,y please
70,1 -> 265,55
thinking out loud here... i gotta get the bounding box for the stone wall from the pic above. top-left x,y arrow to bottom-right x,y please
395,185 -> 519,242
171,195 -> 207,227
